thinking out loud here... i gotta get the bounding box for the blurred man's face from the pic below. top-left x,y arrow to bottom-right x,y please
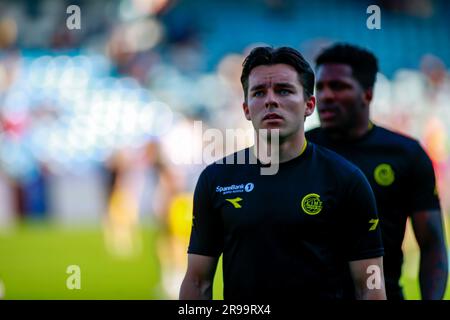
243,63 -> 315,140
315,63 -> 368,131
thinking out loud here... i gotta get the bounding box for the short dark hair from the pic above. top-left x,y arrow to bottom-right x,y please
315,43 -> 378,90
241,46 -> 315,101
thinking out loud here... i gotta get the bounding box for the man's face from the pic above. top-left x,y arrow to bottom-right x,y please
316,63 -> 369,131
243,63 -> 315,140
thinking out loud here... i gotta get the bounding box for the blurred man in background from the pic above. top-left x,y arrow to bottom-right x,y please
180,46 -> 386,300
104,139 -> 187,298
306,43 -> 448,299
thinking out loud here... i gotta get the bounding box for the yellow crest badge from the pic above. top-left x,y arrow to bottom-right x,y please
374,163 -> 395,186
301,193 -> 322,215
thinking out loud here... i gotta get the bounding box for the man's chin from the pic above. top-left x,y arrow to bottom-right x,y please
320,121 -> 340,131
267,128 -> 283,139
254,126 -> 285,140
258,124 -> 283,133
321,124 -> 348,138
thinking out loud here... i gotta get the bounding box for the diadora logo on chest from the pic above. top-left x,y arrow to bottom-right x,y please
373,163 -> 395,186
216,182 -> 254,195
301,193 -> 323,215
226,197 -> 243,209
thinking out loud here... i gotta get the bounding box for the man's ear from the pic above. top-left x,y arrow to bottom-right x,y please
304,95 -> 316,117
362,88 -> 373,107
243,102 -> 251,120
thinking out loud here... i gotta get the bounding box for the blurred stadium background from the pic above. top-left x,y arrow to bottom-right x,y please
0,0 -> 449,299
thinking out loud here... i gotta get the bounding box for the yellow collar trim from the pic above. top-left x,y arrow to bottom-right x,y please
300,139 -> 308,156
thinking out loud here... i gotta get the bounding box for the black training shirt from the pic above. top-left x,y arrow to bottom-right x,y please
307,124 -> 440,297
188,142 -> 384,300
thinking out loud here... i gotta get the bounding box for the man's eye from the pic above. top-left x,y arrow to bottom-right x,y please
330,82 -> 346,90
278,89 -> 291,95
253,91 -> 264,97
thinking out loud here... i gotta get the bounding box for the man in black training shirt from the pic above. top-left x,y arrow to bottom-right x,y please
306,43 -> 448,300
180,46 -> 386,300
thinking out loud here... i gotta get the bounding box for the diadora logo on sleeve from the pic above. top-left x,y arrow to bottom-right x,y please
301,193 -> 323,215
369,218 -> 379,231
216,182 -> 254,195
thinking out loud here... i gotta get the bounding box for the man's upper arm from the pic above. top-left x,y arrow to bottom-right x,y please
407,144 -> 444,246
410,209 -> 448,299
406,142 -> 441,213
349,257 -> 386,300
185,254 -> 219,280
411,209 -> 447,250
180,254 -> 219,300
403,143 -> 447,299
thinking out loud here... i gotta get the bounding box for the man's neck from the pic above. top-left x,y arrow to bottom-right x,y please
326,120 -> 372,141
255,133 -> 306,164
278,135 -> 306,163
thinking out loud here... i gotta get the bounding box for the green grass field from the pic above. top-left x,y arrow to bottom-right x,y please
0,221 -> 448,300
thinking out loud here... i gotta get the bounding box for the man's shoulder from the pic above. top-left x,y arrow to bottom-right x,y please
305,127 -> 322,141
201,148 -> 252,175
374,125 -> 422,151
372,125 -> 433,166
309,141 -> 361,176
309,142 -> 371,192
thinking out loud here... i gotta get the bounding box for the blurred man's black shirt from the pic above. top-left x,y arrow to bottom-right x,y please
307,124 -> 441,299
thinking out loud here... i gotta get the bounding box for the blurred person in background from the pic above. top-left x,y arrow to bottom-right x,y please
180,46 -> 386,300
145,138 -> 192,299
0,14 -> 32,223
103,140 -> 177,259
306,43 -> 448,299
104,146 -> 148,258
158,111 -> 223,299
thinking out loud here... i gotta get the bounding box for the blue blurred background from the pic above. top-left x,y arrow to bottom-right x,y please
0,0 -> 449,299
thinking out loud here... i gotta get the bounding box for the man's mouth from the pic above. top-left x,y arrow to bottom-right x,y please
318,107 -> 338,121
262,113 -> 284,121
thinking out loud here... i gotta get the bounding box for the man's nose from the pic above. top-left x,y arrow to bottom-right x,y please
264,90 -> 278,108
317,86 -> 334,103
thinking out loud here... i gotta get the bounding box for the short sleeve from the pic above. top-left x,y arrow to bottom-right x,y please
187,167 -> 223,257
341,168 -> 384,261
405,143 -> 441,214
